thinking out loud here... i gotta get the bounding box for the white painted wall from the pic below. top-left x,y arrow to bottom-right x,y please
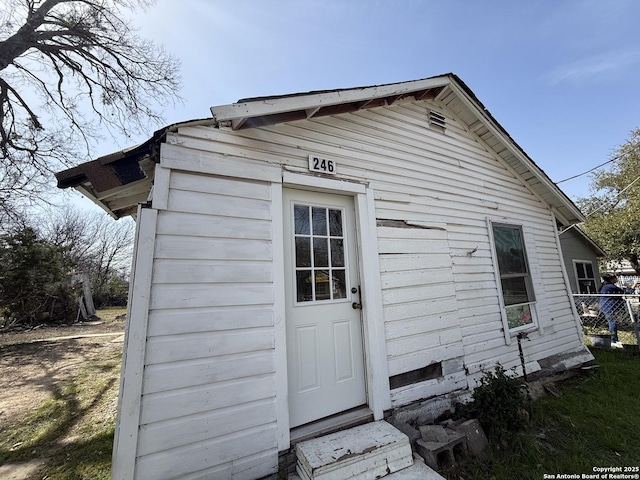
135,170 -> 280,479
116,96 -> 586,478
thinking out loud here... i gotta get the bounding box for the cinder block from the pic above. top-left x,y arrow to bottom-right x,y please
450,419 -> 488,456
389,420 -> 421,444
418,425 -> 449,443
414,432 -> 467,471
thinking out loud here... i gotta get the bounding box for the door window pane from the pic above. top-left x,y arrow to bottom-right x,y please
294,205 -> 309,235
296,270 -> 312,302
315,270 -> 331,300
330,239 -> 344,267
312,207 -> 327,235
295,237 -> 311,267
313,238 -> 329,267
329,209 -> 343,236
332,270 -> 347,299
293,203 -> 351,303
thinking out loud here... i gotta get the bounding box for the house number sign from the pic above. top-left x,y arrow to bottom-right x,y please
308,155 -> 337,175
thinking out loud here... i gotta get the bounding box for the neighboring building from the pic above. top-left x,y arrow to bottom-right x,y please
558,225 -> 605,294
56,74 -> 593,480
606,259 -> 640,287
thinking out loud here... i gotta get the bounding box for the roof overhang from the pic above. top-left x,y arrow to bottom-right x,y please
55,120 -> 212,218
210,73 -> 584,225
57,74 -> 584,224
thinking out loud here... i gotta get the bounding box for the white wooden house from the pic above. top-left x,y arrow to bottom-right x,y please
56,74 -> 594,480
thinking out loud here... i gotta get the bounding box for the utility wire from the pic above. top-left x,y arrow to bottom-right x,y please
556,157 -> 618,183
559,174 -> 640,235
556,146 -> 640,184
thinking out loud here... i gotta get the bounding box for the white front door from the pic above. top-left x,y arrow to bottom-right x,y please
283,188 -> 367,428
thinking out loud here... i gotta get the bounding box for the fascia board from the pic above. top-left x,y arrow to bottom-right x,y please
447,81 -> 585,223
210,77 -> 451,122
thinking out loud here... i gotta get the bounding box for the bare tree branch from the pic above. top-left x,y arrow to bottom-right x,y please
0,0 -> 182,219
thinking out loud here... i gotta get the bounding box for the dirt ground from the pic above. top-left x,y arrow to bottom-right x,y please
0,318 -> 125,434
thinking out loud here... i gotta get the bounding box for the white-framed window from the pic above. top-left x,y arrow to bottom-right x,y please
573,260 -> 597,294
490,222 -> 537,332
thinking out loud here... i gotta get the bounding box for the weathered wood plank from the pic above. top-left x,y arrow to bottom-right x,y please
147,306 -> 273,336
170,170 -> 271,200
140,374 -> 276,424
383,299 -> 458,323
161,141 -> 281,183
382,285 -> 455,305
379,254 -> 452,272
385,312 -> 460,340
156,211 -> 271,240
380,267 -> 453,289
145,328 -> 274,365
138,398 -> 277,456
152,259 -> 273,284
154,235 -> 272,261
386,328 -> 463,358
390,372 -> 467,407
136,423 -> 277,479
167,188 -> 271,220
387,343 -> 465,376
143,350 -> 275,394
150,283 -> 273,310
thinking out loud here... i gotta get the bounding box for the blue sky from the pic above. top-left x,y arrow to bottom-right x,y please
83,0 -> 640,208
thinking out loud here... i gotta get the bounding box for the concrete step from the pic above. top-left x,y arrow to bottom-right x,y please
294,421 -> 414,480
290,455 -> 444,480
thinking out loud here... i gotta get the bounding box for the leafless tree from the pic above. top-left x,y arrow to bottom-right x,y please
40,204 -> 135,305
42,204 -> 133,271
0,0 -> 181,219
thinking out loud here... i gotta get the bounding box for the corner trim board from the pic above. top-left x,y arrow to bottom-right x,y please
111,206 -> 158,479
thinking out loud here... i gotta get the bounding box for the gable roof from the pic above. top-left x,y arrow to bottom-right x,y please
559,225 -> 606,257
56,73 -> 584,223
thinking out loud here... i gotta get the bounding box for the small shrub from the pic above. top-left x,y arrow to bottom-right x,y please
455,364 -> 531,442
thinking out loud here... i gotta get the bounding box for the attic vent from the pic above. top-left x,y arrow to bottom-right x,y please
429,110 -> 446,130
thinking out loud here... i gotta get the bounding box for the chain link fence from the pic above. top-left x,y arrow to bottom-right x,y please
572,294 -> 640,346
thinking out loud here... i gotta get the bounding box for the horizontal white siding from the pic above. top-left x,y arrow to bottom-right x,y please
135,171 -> 278,480
169,97 -> 581,403
377,226 -> 462,383
129,96 -> 584,478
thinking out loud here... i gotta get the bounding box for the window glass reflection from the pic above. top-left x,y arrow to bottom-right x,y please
294,205 -> 309,235
293,203 -> 350,303
333,270 -> 347,299
329,209 -> 343,236
330,239 -> 344,267
312,207 -> 327,236
313,238 -> 329,267
315,270 -> 331,300
295,237 -> 311,267
296,270 -> 312,302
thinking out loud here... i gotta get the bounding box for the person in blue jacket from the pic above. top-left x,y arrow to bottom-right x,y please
599,273 -> 625,342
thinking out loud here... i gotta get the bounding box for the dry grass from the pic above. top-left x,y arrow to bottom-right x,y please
0,308 -> 125,479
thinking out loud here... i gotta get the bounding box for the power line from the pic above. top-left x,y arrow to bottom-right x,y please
556,157 -> 618,183
556,146 -> 640,184
559,173 -> 640,235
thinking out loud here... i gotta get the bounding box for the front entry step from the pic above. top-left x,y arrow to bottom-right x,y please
294,421 -> 428,480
